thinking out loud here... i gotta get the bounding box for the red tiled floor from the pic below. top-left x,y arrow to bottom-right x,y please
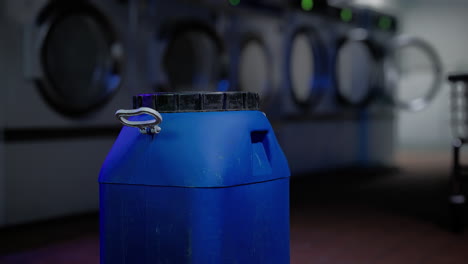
0,236 -> 99,264
290,206 -> 467,264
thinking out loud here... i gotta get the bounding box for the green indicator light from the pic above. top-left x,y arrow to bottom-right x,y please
301,0 -> 314,11
340,8 -> 353,22
229,0 -> 240,6
378,16 -> 392,30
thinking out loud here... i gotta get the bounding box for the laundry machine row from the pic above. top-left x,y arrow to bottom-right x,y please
280,1 -> 442,174
0,0 -> 442,226
144,0 -> 443,173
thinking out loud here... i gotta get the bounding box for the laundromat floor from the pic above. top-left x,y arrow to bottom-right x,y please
1,151 -> 468,264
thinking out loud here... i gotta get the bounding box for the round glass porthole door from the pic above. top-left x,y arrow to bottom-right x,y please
163,29 -> 223,92
287,29 -> 326,109
335,39 -> 376,106
238,37 -> 273,104
383,35 -> 442,111
40,5 -> 123,116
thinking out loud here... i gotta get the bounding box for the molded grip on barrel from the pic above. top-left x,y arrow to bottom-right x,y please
115,107 -> 163,134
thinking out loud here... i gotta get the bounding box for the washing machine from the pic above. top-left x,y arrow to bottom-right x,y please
362,9 -> 443,164
0,0 -> 138,226
142,0 -> 229,94
327,3 -> 378,110
328,5 -> 442,168
364,9 -> 443,113
275,1 -> 368,174
281,0 -> 334,116
216,0 -> 284,118
191,0 -> 285,116
319,3 -> 394,170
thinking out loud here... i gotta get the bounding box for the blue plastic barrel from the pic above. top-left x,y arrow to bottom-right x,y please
99,92 -> 291,264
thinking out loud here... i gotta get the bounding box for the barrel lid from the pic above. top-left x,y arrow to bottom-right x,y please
133,92 -> 260,113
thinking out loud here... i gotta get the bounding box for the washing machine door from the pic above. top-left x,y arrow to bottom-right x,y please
37,2 -> 123,116
161,22 -> 227,92
238,35 -> 275,106
335,30 -> 378,106
286,27 -> 328,110
383,35 -> 443,111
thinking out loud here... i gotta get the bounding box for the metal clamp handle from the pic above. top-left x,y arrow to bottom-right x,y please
115,107 -> 163,134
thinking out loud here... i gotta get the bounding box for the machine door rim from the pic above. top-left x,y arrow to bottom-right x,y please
285,26 -> 329,110
383,35 -> 443,112
35,1 -> 124,117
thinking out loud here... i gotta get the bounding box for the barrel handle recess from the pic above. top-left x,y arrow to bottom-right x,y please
115,107 -> 163,134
